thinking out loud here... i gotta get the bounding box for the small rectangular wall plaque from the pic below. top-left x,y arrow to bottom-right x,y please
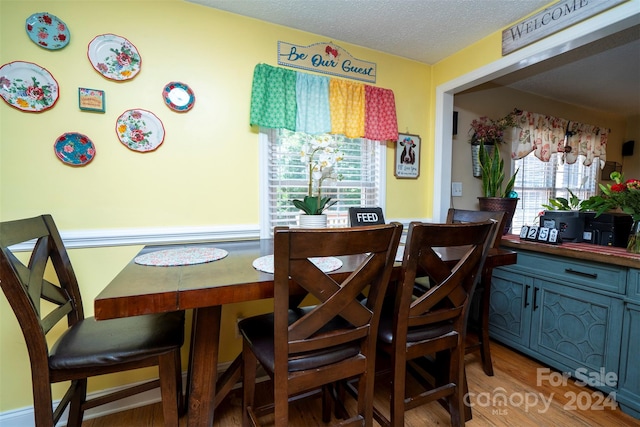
78,87 -> 105,113
395,133 -> 421,179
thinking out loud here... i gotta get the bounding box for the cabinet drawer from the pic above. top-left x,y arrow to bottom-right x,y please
508,251 -> 626,294
628,269 -> 640,302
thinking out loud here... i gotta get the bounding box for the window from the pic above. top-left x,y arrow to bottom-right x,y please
259,128 -> 385,237
511,152 -> 598,231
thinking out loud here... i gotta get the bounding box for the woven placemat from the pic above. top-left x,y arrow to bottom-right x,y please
134,247 -> 228,267
252,255 -> 342,274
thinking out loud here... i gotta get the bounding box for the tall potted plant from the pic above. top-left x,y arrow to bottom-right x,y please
469,114 -> 517,177
478,142 -> 519,234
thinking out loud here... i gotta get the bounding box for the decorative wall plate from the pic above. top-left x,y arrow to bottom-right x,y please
116,109 -> 165,152
87,34 -> 141,81
25,12 -> 70,50
54,132 -> 96,166
0,61 -> 59,112
162,81 -> 195,112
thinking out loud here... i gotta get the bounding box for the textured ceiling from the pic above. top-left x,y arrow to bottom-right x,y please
186,0 -> 550,64
186,0 -> 640,117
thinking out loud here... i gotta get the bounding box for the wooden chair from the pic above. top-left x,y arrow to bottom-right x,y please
446,208 -> 505,250
0,215 -> 185,427
373,220 -> 496,427
239,223 -> 403,426
446,208 -> 505,376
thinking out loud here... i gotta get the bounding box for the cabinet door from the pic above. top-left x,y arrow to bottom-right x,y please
529,278 -> 623,384
489,268 -> 532,349
617,302 -> 640,418
628,268 -> 640,303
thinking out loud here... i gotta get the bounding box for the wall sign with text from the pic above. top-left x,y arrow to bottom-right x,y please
278,41 -> 376,83
394,133 -> 420,179
502,0 -> 628,55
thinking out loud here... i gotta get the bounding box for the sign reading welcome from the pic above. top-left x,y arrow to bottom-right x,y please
502,0 -> 628,55
278,41 -> 377,83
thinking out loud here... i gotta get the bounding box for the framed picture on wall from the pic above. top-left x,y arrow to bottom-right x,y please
394,133 -> 421,179
78,87 -> 105,113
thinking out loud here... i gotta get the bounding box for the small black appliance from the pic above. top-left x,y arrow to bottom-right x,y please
582,212 -> 633,247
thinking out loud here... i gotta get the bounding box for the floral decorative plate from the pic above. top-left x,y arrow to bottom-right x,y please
116,109 -> 165,152
0,61 -> 59,112
162,82 -> 195,112
87,34 -> 141,81
252,255 -> 343,274
25,12 -> 70,50
54,132 -> 96,166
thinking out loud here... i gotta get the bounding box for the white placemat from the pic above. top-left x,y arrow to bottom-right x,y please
252,255 -> 343,274
134,247 -> 228,266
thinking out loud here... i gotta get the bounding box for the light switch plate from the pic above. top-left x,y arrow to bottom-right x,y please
452,182 -> 462,197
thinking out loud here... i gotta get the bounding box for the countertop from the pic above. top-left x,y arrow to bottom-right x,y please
500,234 -> 640,269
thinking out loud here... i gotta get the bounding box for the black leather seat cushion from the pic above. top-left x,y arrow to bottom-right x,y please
49,311 -> 184,370
239,307 -> 362,373
377,307 -> 456,345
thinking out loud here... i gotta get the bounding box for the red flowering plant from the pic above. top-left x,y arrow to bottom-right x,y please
582,172 -> 640,222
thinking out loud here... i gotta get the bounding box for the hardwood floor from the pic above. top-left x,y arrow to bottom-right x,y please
82,341 -> 640,426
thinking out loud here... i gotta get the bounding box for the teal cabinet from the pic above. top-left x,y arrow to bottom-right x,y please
618,269 -> 640,418
490,251 -> 636,418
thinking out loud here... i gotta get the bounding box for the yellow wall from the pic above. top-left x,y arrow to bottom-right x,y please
0,0 -> 431,412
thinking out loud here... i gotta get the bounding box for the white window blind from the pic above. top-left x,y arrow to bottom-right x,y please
260,128 -> 385,237
511,152 -> 598,231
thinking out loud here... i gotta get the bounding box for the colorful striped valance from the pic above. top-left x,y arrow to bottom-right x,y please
250,63 -> 398,141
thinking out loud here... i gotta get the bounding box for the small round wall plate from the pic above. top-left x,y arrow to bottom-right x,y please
0,61 -> 59,112
116,109 -> 165,152
88,34 -> 141,81
54,132 -> 96,166
25,12 -> 70,50
162,82 -> 195,112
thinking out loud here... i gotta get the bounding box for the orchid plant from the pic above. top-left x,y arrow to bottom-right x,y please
292,134 -> 344,215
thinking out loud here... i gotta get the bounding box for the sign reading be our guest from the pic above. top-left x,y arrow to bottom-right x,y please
278,41 -> 377,83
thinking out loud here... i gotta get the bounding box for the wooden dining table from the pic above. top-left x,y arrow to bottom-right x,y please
94,238 -> 516,427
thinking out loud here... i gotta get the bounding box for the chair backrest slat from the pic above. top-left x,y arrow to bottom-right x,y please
41,302 -> 74,334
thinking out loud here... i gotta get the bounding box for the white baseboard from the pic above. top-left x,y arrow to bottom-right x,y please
0,382 -> 164,427
0,362 -> 235,427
